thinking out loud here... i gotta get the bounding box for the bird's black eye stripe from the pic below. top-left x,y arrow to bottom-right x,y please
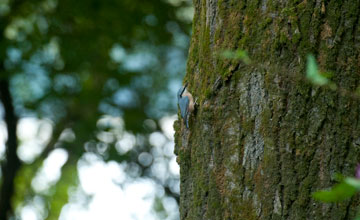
180,87 -> 186,96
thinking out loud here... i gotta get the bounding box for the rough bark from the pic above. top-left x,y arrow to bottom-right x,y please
174,0 -> 360,219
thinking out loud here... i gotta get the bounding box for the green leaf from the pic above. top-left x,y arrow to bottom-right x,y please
344,177 -> 360,190
220,50 -> 235,59
313,181 -> 357,202
219,49 -> 251,64
306,54 -> 329,86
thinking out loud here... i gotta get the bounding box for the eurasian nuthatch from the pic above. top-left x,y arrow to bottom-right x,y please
177,83 -> 196,128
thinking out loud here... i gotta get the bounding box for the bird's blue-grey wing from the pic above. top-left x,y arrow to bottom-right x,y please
179,96 -> 189,119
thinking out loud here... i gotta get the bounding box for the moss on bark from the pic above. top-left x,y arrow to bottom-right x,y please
175,0 -> 360,219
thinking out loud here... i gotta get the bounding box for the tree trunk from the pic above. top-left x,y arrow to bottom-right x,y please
174,0 -> 360,219
0,79 -> 20,220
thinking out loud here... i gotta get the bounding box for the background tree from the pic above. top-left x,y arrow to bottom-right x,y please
175,0 -> 360,219
0,0 -> 193,219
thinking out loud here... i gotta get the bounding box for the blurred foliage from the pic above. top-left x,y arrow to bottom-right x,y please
218,49 -> 251,64
0,0 -> 192,219
306,54 -> 336,90
313,175 -> 360,220
313,175 -> 359,202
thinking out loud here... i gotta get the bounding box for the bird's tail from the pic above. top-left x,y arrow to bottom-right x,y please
184,115 -> 189,128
